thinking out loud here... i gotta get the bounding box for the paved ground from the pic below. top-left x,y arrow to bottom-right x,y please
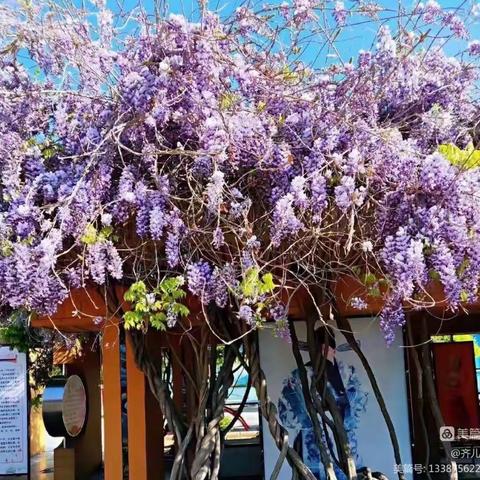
29,405 -> 260,480
30,452 -> 104,480
31,452 -> 54,480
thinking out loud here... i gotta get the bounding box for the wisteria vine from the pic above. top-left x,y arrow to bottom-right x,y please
0,0 -> 480,344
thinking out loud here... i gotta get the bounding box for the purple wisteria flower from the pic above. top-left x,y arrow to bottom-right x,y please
0,0 -> 479,347
469,41 -> 480,56
239,304 -> 254,325
350,297 -> 368,310
187,261 -> 212,299
272,194 -> 304,246
333,1 -> 348,26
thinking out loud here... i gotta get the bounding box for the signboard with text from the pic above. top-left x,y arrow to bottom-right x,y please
0,346 -> 28,475
43,375 -> 87,438
62,375 -> 86,437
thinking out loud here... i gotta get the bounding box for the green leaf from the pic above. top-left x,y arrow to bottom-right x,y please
259,273 -> 276,294
81,224 -> 97,245
98,226 -> 113,241
219,92 -> 238,110
124,281 -> 146,302
280,66 -> 298,82
257,101 -> 267,112
173,304 -> 190,317
460,290 -> 469,303
219,416 -> 231,431
124,277 -> 188,331
256,302 -> 265,312
428,269 -> 441,281
368,286 -> 381,298
134,300 -> 149,313
240,267 -> 260,298
124,311 -> 143,330
42,146 -> 56,160
438,143 -> 480,170
363,273 -> 377,286
457,259 -> 470,277
152,300 -> 163,311
150,312 -> 167,330
1,240 -> 13,257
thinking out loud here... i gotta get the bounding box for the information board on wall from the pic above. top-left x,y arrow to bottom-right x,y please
0,346 -> 28,475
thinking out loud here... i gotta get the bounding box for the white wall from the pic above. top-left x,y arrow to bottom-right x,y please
259,317 -> 413,479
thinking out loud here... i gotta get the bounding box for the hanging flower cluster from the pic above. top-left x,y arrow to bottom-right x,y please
0,0 -> 479,342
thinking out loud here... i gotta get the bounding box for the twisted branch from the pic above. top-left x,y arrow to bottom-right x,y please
128,330 -> 186,473
244,331 -> 317,480
334,315 -> 405,480
191,343 -> 237,480
289,318 -> 338,480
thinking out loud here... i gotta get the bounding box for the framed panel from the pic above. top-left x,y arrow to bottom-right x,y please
0,346 -> 29,475
433,341 -> 480,429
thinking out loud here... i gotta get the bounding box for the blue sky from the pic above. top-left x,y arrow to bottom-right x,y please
96,0 -> 480,67
10,0 -> 480,78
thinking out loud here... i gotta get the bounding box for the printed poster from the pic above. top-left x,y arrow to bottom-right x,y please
0,346 -> 28,475
259,317 -> 412,480
433,341 -> 480,429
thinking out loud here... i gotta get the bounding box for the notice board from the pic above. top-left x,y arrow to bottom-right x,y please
0,346 -> 28,475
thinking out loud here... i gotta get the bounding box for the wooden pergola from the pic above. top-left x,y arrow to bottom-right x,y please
31,277 -> 480,479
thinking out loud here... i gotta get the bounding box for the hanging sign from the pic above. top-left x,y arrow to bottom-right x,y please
43,375 -> 87,438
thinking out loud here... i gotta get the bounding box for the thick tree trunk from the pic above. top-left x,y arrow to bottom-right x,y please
406,319 -> 432,480
304,314 -> 357,479
289,319 -> 338,480
191,344 -> 237,480
130,310 -> 244,480
243,331 -> 318,480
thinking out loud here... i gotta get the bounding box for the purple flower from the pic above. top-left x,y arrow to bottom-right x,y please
165,212 -> 185,268
442,13 -> 468,39
333,1 -> 348,27
381,227 -> 426,300
187,261 -> 212,298
292,0 -> 317,25
290,176 -> 309,210
239,304 -> 254,325
379,300 -> 405,346
0,0 -> 479,349
150,207 -> 166,240
349,297 -> 368,310
246,236 -> 260,250
468,41 -> 480,56
166,307 -> 178,328
430,241 -> 461,308
310,170 -> 328,222
422,1 -> 442,22
206,170 -> 225,212
272,194 -> 304,246
86,241 -> 123,284
213,227 -> 225,249
335,176 -> 365,212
